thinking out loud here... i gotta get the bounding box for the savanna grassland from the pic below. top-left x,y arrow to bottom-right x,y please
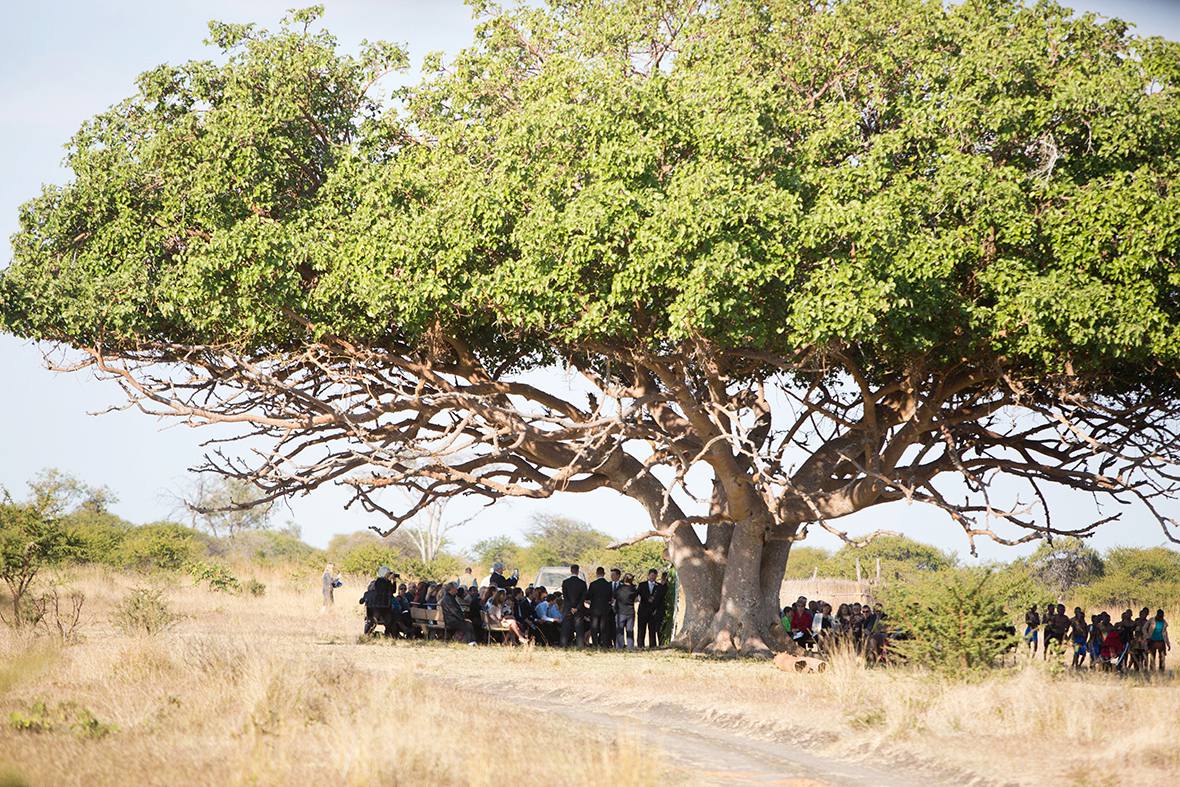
1,566 -> 1178,787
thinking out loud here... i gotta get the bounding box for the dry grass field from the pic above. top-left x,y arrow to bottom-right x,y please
1,566 -> 1177,786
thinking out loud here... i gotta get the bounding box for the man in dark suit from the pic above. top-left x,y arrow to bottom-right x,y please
362,566 -> 396,637
607,568 -> 622,646
636,568 -> 666,647
560,564 -> 587,647
586,567 -> 614,648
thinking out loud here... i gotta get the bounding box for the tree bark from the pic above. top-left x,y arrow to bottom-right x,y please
699,517 -> 778,656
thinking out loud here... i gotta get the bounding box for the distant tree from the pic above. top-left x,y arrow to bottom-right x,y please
27,468 -> 116,518
783,547 -> 831,580
1079,547 -> 1180,607
173,477 -> 274,539
1025,537 -> 1104,600
470,535 -> 522,571
822,536 -> 955,581
580,539 -> 667,579
398,501 -> 476,563
525,515 -> 610,567
0,498 -> 76,625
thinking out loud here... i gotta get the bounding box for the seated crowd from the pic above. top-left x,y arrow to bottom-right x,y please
781,596 -> 892,662
1024,603 -> 1171,672
359,563 -> 671,648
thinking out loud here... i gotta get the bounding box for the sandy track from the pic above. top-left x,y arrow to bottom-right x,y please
352,650 -> 976,787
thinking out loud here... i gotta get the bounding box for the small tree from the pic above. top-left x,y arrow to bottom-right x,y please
399,501 -> 476,563
1026,537 -> 1104,600
27,468 -> 117,518
525,515 -> 610,567
822,536 -> 956,581
173,477 -> 274,539
470,535 -> 523,571
885,569 -> 1017,674
0,500 -> 75,626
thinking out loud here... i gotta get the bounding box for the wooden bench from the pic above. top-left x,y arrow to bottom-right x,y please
411,606 -> 446,638
481,610 -> 511,644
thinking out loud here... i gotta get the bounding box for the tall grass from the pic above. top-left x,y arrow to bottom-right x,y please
0,565 -> 1176,786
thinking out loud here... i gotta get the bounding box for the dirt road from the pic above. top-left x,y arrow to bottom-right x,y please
415,670 -> 973,787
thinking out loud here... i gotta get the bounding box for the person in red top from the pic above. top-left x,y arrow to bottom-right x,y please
784,597 -> 814,648
1100,622 -> 1123,671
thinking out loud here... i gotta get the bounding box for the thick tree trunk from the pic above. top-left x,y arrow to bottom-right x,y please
668,520 -> 796,657
667,521 -> 722,651
700,518 -> 780,656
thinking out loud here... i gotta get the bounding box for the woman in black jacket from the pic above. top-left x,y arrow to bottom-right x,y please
614,574 -> 638,648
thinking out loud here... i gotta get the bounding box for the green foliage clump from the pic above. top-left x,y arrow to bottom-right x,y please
0,501 -> 77,626
186,560 -> 241,593
116,523 -> 206,571
245,578 -> 266,597
111,587 -> 176,635
578,540 -> 667,579
1077,547 -> 1180,607
784,547 -> 832,579
62,510 -> 131,565
9,701 -> 114,738
524,515 -> 610,568
884,569 -> 1017,674
815,536 -> 956,581
470,535 -> 523,572
335,542 -> 403,577
218,528 -> 323,569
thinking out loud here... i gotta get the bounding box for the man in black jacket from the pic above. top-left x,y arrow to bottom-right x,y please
636,568 -> 666,648
362,566 -> 396,637
489,562 -> 518,590
560,564 -> 587,647
586,567 -> 614,648
441,582 -> 475,644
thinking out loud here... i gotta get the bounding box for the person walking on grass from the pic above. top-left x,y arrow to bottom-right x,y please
1024,605 -> 1040,656
1070,608 -> 1089,669
1147,609 -> 1170,671
321,562 -> 341,612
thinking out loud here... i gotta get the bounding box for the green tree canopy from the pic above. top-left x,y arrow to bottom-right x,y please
820,535 -> 956,580
5,1 -> 1180,654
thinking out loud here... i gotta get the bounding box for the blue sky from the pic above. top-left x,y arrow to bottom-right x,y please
3,0 -> 1180,558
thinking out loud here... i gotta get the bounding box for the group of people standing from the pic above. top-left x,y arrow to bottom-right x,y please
556,564 -> 669,648
1025,604 -> 1171,671
356,562 -> 671,648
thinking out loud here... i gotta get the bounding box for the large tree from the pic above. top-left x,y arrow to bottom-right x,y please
4,1 -> 1180,654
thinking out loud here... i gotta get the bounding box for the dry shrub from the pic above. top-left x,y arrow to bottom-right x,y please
111,587 -> 176,636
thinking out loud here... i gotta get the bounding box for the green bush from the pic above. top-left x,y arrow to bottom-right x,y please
63,511 -> 130,565
246,578 -> 266,597
1077,547 -> 1180,607
814,536 -> 956,581
186,560 -> 240,593
884,568 -> 1017,674
116,523 -> 205,570
218,529 -> 323,568
784,546 -> 831,579
577,540 -> 668,580
111,587 -> 176,635
9,701 -> 114,739
336,542 -> 403,576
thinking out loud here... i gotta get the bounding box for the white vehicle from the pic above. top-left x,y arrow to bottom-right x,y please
533,566 -> 585,590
